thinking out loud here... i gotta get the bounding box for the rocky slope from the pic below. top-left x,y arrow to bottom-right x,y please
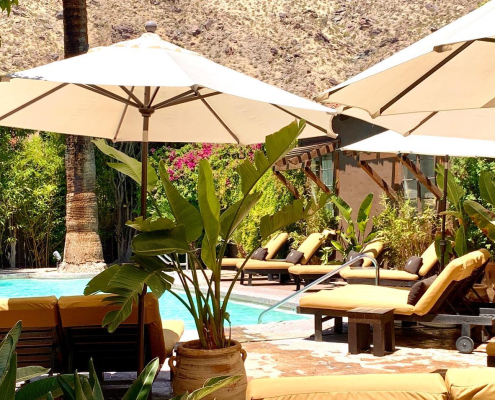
0,0 -> 480,99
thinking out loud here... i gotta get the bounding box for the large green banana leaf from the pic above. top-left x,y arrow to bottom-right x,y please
132,225 -> 191,256
122,358 -> 159,400
464,199 -> 495,242
158,162 -> 203,243
357,193 -> 373,234
126,216 -> 175,232
92,139 -> 157,193
435,164 -> 465,209
329,195 -> 352,223
479,170 -> 495,208
170,375 -> 242,400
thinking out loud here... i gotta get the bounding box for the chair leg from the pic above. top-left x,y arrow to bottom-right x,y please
372,323 -> 386,357
334,317 -> 343,334
384,320 -> 395,352
248,274 -> 253,286
295,276 -> 301,291
315,315 -> 323,342
240,271 -> 245,285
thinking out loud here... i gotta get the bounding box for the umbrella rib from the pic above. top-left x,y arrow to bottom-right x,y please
119,86 -> 144,108
153,91 -> 222,110
149,87 -> 160,107
271,104 -> 328,134
379,40 -> 474,116
113,86 -> 135,142
404,111 -> 438,136
192,88 -> 240,144
152,89 -> 195,110
0,82 -> 68,121
74,84 -> 139,108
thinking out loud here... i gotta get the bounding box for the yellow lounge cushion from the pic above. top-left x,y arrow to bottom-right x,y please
59,293 -> 167,365
487,342 -> 495,357
266,232 -> 289,259
340,268 -> 420,281
222,258 -> 242,267
445,368 -> 495,400
361,240 -> 385,267
419,242 -> 439,277
240,260 -> 291,270
289,264 -> 341,275
299,284 -> 414,315
246,373 -> 447,400
0,296 -> 59,328
414,249 -> 490,316
298,232 -> 327,264
163,319 -> 184,357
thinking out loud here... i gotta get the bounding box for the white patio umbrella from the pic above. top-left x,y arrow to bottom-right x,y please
0,21 -> 333,371
315,1 -> 495,272
316,0 -> 495,140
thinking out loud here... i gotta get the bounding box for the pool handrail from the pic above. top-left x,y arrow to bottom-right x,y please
257,254 -> 379,324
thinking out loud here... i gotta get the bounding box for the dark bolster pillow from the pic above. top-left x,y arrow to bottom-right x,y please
404,256 -> 423,275
348,250 -> 364,267
286,250 -> 304,264
252,247 -> 269,261
407,274 -> 437,305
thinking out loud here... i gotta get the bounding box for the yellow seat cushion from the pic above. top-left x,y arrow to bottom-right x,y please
59,293 -> 167,365
289,264 -> 341,275
445,368 -> 495,400
340,268 -> 420,281
223,232 -> 289,268
222,258 -> 243,267
414,249 -> 490,316
240,260 -> 290,270
163,319 -> 184,357
298,232 -> 327,264
487,342 -> 495,357
246,373 -> 447,400
299,284 -> 414,315
0,296 -> 59,328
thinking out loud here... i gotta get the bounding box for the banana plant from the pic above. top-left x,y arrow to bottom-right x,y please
87,120 -> 330,349
435,164 -> 467,257
464,170 -> 495,243
329,193 -> 376,258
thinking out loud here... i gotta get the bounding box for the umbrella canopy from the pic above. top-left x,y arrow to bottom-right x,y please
1,24 -> 333,145
316,1 -> 495,139
340,130 -> 495,158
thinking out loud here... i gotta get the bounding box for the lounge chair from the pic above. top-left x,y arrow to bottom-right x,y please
58,293 -> 184,375
238,231 -> 331,286
246,366 -> 495,400
298,249 -> 494,353
0,296 -> 64,372
222,232 -> 289,270
289,240 -> 385,290
341,241 -> 438,287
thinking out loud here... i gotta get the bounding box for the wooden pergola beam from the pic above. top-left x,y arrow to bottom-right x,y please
273,170 -> 300,199
274,142 -> 335,171
358,160 -> 398,201
303,166 -> 331,194
398,155 -> 442,199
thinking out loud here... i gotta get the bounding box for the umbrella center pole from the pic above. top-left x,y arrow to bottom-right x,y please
439,155 -> 449,272
137,94 -> 154,374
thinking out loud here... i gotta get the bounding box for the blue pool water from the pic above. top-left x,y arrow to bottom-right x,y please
0,279 -> 307,330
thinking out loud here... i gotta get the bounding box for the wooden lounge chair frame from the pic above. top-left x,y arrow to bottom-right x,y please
0,325 -> 64,373
298,258 -> 495,353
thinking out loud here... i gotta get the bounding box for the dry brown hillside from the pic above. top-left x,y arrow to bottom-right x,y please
0,0 -> 480,99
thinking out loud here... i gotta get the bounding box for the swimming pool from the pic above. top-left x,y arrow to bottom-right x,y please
0,278 -> 306,330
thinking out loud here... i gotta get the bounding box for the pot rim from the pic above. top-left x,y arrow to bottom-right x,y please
176,339 -> 242,357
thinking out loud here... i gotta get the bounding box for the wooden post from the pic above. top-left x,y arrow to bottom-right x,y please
416,154 -> 422,212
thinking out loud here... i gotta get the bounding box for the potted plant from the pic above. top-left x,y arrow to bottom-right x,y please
85,120 -> 329,399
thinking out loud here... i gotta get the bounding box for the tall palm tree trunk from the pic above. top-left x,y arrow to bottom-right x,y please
60,0 -> 105,273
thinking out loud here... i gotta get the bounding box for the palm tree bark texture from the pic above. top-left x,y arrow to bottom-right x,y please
60,0 -> 105,272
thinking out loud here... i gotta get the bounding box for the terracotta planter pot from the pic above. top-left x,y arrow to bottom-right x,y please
169,340 -> 247,400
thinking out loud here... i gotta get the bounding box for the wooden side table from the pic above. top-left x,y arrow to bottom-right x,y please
348,307 -> 395,357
